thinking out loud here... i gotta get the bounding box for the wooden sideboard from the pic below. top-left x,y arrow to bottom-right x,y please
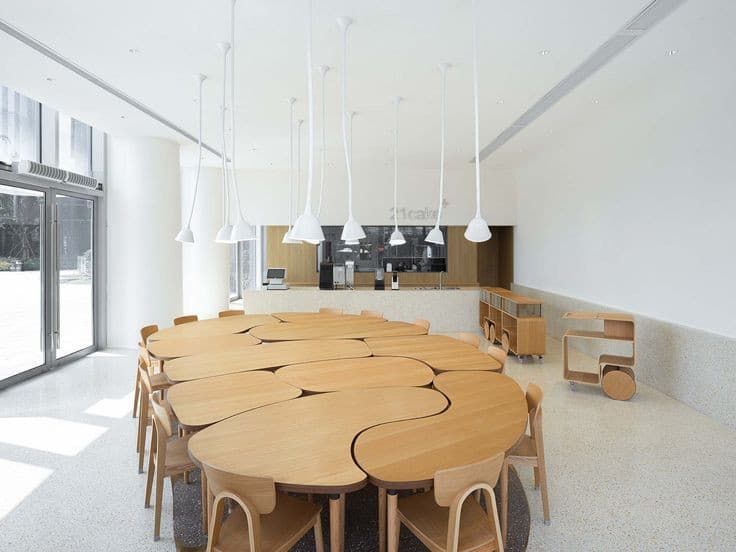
479,287 -> 546,357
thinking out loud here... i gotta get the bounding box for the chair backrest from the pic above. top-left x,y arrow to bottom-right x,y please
319,307 -> 343,315
413,318 -> 431,331
203,462 -> 277,515
140,324 -> 159,345
219,309 -> 245,318
455,333 -> 480,349
433,452 -> 505,507
150,392 -> 174,438
486,345 -> 507,371
501,332 -> 510,354
360,309 -> 383,319
526,383 -> 544,433
174,314 -> 198,325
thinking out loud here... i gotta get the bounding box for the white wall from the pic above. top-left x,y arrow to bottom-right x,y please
512,8 -> 736,338
107,136 -> 182,347
180,166 -> 230,317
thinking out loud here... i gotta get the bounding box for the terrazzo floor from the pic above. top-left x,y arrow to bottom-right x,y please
1,336 -> 736,551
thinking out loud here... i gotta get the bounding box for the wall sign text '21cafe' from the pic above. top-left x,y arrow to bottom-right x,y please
389,199 -> 449,221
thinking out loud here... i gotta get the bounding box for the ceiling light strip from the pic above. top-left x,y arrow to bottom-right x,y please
0,17 -> 222,157
474,0 -> 688,162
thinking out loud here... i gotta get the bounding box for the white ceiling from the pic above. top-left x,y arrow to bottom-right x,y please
0,0 -> 688,170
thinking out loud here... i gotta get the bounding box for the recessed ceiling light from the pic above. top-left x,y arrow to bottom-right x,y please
666,49 -> 679,56
538,49 -> 551,56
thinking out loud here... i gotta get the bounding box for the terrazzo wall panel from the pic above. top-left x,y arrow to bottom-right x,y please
513,284 -> 736,430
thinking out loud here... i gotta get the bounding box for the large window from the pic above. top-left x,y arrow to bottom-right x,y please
230,238 -> 258,300
57,114 -> 92,176
0,86 -> 41,166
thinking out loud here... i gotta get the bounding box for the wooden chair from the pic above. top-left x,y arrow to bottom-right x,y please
133,324 -> 159,419
145,392 -> 200,541
319,307 -> 343,315
174,314 -> 198,325
218,309 -> 245,318
455,333 -> 480,349
500,383 -> 549,542
486,345 -> 507,374
413,318 -> 431,332
360,309 -> 384,319
389,452 -> 505,552
203,462 -> 324,552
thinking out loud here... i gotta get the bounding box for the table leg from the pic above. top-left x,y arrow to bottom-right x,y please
378,487 -> 387,552
329,493 -> 345,552
387,490 -> 399,552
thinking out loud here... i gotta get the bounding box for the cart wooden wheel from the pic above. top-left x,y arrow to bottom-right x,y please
601,365 -> 636,401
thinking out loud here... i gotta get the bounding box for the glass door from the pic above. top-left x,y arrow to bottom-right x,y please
53,193 -> 95,359
0,183 -> 45,382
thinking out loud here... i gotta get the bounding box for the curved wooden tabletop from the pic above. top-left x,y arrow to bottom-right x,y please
188,387 -> 448,494
147,314 -> 279,342
167,371 -> 301,429
147,333 -> 261,361
275,357 -> 435,393
272,312 -> 369,323
354,371 -> 527,489
249,320 -> 427,342
164,339 -> 371,382
365,334 -> 501,372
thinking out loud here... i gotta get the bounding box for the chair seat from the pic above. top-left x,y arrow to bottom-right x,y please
508,435 -> 536,460
398,491 -> 499,552
164,434 -> 195,474
150,372 -> 171,391
213,494 -> 321,552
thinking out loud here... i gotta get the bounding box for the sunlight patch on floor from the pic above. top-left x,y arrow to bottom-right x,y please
84,393 -> 134,418
0,417 -> 107,456
0,458 -> 53,520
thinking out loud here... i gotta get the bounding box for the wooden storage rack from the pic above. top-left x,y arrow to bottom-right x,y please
479,287 -> 546,357
562,311 -> 636,400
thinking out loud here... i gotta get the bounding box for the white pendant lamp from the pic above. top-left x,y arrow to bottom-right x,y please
176,73 -> 207,243
291,0 -> 324,243
464,1 -> 492,243
337,16 -> 365,243
282,98 -> 300,244
342,111 -> 360,246
215,41 -> 234,243
228,0 -> 256,242
389,96 -> 406,246
426,63 -> 450,245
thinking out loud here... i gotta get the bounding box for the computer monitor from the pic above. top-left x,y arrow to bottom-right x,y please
266,267 -> 286,284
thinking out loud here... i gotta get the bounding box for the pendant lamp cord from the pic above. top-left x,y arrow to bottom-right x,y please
472,2 -> 482,218
436,64 -> 448,226
220,46 -> 230,226
296,119 -> 303,220
287,100 -> 294,228
185,76 -> 205,228
393,98 -> 400,232
302,0 -> 315,215
317,67 -> 328,217
340,21 -> 354,219
229,0 -> 247,221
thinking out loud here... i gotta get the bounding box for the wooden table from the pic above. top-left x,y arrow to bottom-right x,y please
275,357 -> 434,393
249,320 -> 427,341
147,314 -> 279,341
166,371 -> 301,429
146,333 -> 260,362
272,312 -> 367,323
353,371 -> 527,552
164,339 -> 371,383
188,387 -> 448,552
365,335 -> 502,372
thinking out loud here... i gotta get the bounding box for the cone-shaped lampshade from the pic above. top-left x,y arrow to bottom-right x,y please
464,216 -> 492,242
425,225 -> 444,245
215,223 -> 234,243
303,239 -> 320,245
231,215 -> 256,242
389,228 -> 406,246
282,227 -> 300,244
341,216 -> 365,242
344,239 -> 359,245
175,226 -> 194,244
291,210 -> 325,242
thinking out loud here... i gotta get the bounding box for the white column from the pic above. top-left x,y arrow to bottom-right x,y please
180,166 -> 230,316
106,136 -> 182,348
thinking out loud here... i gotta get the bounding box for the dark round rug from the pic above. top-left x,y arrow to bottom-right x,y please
174,468 -> 529,551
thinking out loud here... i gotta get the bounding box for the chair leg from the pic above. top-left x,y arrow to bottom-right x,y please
200,469 -> 208,534
132,371 -> 140,419
378,487 -> 386,552
153,469 -> 165,540
387,492 -> 399,552
537,458 -> 551,525
500,461 -> 509,545
137,395 -> 149,474
314,513 -> 325,552
144,427 -> 156,507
